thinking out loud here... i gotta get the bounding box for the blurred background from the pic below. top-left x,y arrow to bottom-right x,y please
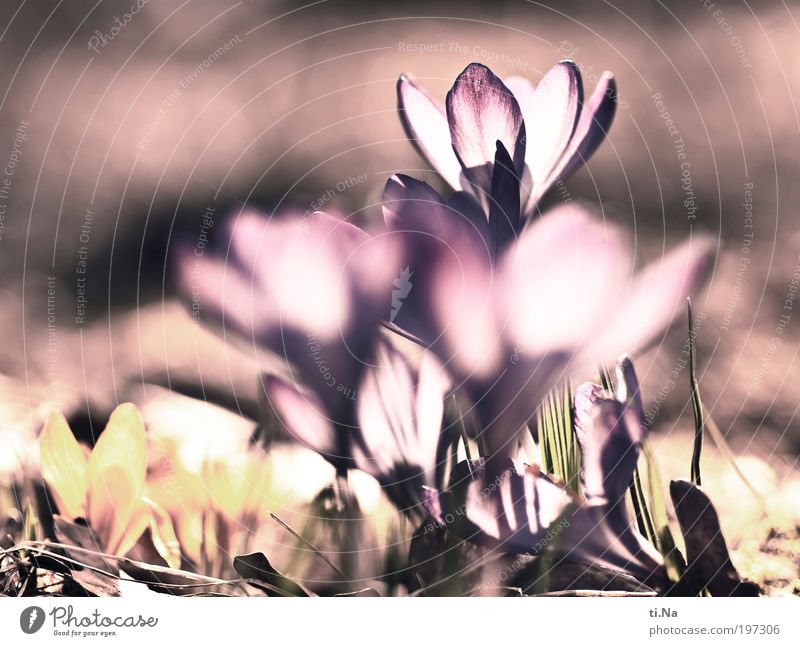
0,0 -> 799,589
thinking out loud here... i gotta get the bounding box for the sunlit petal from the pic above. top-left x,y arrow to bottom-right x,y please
39,410 -> 89,521
397,74 -> 464,191
446,63 -> 525,201
86,403 -> 148,555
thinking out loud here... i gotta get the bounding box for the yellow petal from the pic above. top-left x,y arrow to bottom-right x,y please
113,499 -> 150,558
240,454 -> 272,518
39,410 -> 88,520
143,497 -> 182,569
205,454 -> 268,521
174,512 -> 205,566
111,497 -> 182,569
145,451 -> 205,565
86,403 -> 148,554
147,435 -> 211,510
204,459 -> 241,519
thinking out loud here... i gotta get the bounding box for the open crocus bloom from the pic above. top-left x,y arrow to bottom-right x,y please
176,209 -> 401,468
383,176 -> 714,459
39,404 -> 180,566
426,356 -> 665,587
398,61 -> 617,219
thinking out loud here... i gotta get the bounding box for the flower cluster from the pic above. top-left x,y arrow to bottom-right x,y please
174,61 -> 715,591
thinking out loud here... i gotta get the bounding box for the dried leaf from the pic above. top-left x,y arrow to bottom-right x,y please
407,516 -> 483,594
670,479 -> 760,596
509,555 -> 657,595
233,552 -> 312,597
53,516 -> 120,596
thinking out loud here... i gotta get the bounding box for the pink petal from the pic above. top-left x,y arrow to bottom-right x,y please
383,174 -> 491,258
573,361 -> 645,507
381,173 -> 448,232
354,341 -> 449,491
262,375 -> 339,459
444,459 -> 664,585
429,233 -> 502,380
446,63 -> 525,202
556,71 -> 618,183
521,61 -> 582,211
175,243 -> 273,342
499,203 -> 631,357
456,460 -> 574,549
381,174 -> 493,347
503,76 -> 537,116
589,236 -> 715,363
397,74 -> 464,191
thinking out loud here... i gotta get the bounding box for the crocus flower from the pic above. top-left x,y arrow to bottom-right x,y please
382,177 -> 714,461
176,209 -> 401,470
39,404 -> 180,567
383,142 -> 521,266
570,356 -> 665,583
397,61 -> 616,219
425,356 -> 665,588
177,208 -> 455,510
264,339 -> 450,511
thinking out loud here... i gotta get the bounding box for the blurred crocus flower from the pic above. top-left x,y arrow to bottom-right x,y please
176,208 -> 454,508
397,61 -> 616,219
176,209 -> 400,469
428,356 -> 665,587
39,404 -> 180,567
265,339 -> 450,511
383,184 -> 714,460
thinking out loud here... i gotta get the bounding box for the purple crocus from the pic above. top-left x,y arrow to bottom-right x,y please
265,339 -> 451,510
389,61 -> 711,461
176,209 -> 401,468
176,208 -> 451,508
398,61 -> 616,219
382,179 -> 714,462
426,356 -> 665,587
570,355 -> 665,583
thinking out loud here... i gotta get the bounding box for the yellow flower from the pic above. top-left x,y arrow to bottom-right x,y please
146,438 -> 273,572
39,403 -> 180,567
204,452 -> 271,524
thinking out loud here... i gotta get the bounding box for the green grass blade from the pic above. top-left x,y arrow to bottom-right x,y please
630,466 -> 658,548
598,363 -> 615,395
22,500 -> 38,542
537,407 -> 553,474
688,298 -> 704,486
551,389 -> 568,484
641,443 -> 685,582
563,380 -> 581,493
537,382 -> 580,494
